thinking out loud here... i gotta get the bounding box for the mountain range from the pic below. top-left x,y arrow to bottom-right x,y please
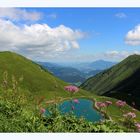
56,60 -> 117,71
38,60 -> 116,85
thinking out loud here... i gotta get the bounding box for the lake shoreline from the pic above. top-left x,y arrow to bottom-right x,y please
45,96 -> 107,122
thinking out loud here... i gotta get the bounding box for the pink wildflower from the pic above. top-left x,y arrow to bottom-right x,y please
135,123 -> 140,129
73,99 -> 79,104
40,108 -> 46,114
123,112 -> 136,119
100,103 -> 106,107
105,101 -> 112,107
96,102 -> 106,108
64,85 -> 79,93
135,123 -> 140,132
116,100 -> 126,107
96,102 -> 102,107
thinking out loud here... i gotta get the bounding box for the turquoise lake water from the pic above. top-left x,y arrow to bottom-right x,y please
57,99 -> 103,122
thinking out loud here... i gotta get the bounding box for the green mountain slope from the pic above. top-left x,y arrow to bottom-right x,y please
0,51 -> 87,100
80,54 -> 140,109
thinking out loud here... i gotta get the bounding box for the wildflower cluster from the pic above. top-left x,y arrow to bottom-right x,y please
64,85 -> 79,93
64,85 -> 79,111
96,101 -> 113,109
135,123 -> 140,132
105,101 -> 113,107
96,102 -> 106,108
116,100 -> 126,108
123,112 -> 136,119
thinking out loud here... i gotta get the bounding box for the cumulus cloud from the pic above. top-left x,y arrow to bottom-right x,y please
115,12 -> 127,18
0,8 -> 42,21
0,19 -> 85,60
125,25 -> 140,46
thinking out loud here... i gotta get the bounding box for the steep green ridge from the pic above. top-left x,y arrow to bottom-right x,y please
81,54 -> 140,109
0,51 -> 87,100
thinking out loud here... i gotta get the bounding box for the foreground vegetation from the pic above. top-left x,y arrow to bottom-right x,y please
0,73 -> 140,132
0,88 -> 128,132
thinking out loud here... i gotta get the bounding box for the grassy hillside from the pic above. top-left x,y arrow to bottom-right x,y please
0,51 -> 89,100
80,54 -> 140,109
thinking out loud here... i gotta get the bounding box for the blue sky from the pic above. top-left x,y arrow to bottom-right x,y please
0,8 -> 140,62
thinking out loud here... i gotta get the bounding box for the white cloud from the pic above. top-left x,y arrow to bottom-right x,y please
104,51 -> 129,59
125,25 -> 140,46
0,19 -> 85,60
0,8 -> 42,21
115,12 -> 127,18
103,50 -> 140,60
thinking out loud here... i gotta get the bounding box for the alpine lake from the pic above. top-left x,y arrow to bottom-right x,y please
46,98 -> 103,122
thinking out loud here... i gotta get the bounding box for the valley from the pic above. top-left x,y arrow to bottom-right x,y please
37,60 -> 115,85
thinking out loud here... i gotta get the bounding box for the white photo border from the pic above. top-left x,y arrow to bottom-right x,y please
0,0 -> 140,7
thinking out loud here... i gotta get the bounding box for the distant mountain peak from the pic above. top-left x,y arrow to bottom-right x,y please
89,59 -> 117,70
